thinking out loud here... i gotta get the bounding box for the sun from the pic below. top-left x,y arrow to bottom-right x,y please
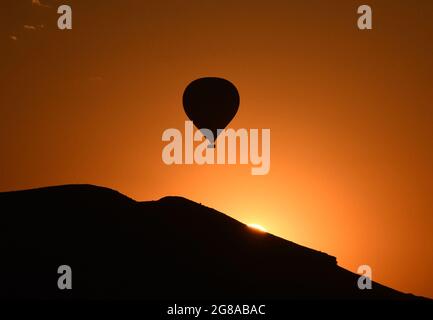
247,223 -> 267,233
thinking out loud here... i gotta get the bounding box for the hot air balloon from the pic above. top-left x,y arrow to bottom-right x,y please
183,77 -> 240,147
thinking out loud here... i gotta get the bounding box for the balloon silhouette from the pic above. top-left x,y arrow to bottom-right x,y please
183,77 -> 240,148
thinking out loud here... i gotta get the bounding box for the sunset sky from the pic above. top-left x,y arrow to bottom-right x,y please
1,0 -> 432,298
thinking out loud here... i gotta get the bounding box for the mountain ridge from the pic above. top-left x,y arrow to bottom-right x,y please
0,184 -> 427,300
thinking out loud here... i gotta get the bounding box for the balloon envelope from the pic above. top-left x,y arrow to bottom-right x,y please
183,77 -> 240,146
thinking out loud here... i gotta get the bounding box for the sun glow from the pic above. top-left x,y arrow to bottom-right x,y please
247,223 -> 267,233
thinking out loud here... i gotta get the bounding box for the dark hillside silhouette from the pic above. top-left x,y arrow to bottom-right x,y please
0,185 -> 425,300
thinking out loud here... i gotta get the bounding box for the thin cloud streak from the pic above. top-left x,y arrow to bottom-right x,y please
31,0 -> 50,8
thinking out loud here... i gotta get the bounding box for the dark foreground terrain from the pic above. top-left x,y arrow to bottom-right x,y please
0,185 -> 425,300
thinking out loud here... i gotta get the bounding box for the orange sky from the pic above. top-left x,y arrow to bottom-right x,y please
1,0 -> 432,298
